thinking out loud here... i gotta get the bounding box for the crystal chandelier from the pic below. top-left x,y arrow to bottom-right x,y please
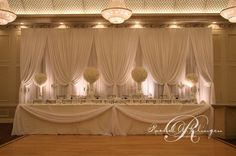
220,0 -> 236,23
0,0 -> 16,25
101,0 -> 132,24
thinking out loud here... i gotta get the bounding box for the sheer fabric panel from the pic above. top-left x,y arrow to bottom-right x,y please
94,28 -> 138,96
19,28 -> 215,104
140,29 -> 189,98
20,29 -> 48,103
189,28 -> 215,104
47,29 -> 94,98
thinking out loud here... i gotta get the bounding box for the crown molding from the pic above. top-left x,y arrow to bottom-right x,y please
0,14 -> 235,29
10,14 -> 230,25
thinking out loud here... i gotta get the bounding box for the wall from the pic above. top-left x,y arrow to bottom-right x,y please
213,27 -> 236,104
0,29 -> 20,122
0,27 -> 235,122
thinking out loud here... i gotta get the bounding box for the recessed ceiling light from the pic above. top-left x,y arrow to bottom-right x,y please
93,24 -> 107,29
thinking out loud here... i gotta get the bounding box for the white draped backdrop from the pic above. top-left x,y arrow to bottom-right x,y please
19,28 -> 215,105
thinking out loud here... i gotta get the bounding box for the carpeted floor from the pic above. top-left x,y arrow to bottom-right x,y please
0,123 -> 21,146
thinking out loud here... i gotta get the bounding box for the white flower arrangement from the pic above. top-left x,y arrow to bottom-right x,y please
83,67 -> 99,84
186,73 -> 198,84
132,67 -> 148,96
34,73 -> 47,87
131,67 -> 148,83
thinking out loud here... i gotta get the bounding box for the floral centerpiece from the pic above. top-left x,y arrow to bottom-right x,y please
34,73 -> 47,99
131,67 -> 148,95
186,73 -> 198,84
83,67 -> 99,96
186,73 -> 198,103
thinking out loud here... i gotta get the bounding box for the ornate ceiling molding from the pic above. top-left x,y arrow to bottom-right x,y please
1,14 -> 235,30
1,0 -> 235,29
8,0 -> 228,15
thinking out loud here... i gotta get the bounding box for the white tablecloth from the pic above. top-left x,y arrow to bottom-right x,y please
12,103 -> 211,135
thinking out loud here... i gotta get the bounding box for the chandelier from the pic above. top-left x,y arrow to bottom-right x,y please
101,0 -> 132,24
0,0 -> 16,25
220,0 -> 236,23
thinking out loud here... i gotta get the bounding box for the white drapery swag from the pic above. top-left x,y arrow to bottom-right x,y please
95,28 -> 138,96
19,29 -> 48,103
140,29 -> 188,98
47,29 -> 94,98
12,104 -> 211,135
189,28 -> 215,104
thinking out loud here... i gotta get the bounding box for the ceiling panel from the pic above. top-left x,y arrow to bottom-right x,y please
22,0 -> 54,14
126,0 -> 145,13
205,0 -> 228,13
145,0 -> 175,13
53,0 -> 84,14
8,0 -> 25,14
7,0 -> 229,15
84,0 -> 108,14
175,0 -> 206,13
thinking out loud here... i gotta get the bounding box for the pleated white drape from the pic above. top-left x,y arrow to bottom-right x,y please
140,29 -> 189,98
19,29 -> 48,103
47,29 -> 94,98
189,28 -> 215,104
95,28 -> 138,96
19,28 -> 215,105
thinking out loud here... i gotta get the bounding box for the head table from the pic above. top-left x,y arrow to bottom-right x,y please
12,102 -> 211,136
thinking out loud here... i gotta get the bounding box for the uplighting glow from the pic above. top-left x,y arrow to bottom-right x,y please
183,80 -> 194,88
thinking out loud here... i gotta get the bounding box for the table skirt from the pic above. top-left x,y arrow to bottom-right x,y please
12,103 -> 212,136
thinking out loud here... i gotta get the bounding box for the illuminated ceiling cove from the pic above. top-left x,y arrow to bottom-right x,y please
8,0 -> 228,15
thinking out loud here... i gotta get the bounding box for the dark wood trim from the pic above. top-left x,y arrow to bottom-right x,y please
11,14 -> 230,25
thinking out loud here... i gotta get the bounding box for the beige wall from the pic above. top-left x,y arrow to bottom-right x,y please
213,28 -> 236,104
0,29 -> 20,122
0,27 -> 235,122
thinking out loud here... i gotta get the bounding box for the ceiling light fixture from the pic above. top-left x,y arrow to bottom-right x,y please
220,0 -> 236,23
0,0 -> 16,25
101,0 -> 132,24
